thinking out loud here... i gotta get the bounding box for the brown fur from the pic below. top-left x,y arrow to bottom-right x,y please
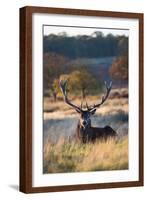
75,121 -> 116,143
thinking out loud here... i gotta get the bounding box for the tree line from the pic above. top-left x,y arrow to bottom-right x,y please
43,31 -> 128,101
43,31 -> 128,58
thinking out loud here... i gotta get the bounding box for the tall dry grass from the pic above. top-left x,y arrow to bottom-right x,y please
43,136 -> 128,173
43,88 -> 128,173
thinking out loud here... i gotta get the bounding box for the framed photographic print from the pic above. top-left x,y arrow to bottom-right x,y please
19,6 -> 144,193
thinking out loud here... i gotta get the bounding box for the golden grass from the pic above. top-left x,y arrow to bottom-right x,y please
43,136 -> 128,173
44,97 -> 128,120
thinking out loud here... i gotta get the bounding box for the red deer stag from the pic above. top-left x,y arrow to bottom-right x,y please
59,80 -> 116,143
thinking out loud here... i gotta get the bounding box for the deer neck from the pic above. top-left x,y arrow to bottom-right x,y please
78,120 -> 91,132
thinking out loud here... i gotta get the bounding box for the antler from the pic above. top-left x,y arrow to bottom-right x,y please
59,80 -> 82,113
89,81 -> 112,112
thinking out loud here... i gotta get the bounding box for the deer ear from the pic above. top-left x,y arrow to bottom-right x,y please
90,109 -> 96,115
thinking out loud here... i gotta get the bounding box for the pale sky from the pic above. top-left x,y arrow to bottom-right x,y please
43,25 -> 129,37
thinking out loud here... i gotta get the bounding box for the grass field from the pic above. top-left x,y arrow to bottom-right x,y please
43,87 -> 128,173
43,136 -> 128,173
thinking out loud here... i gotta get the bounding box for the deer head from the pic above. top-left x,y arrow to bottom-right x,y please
59,80 -> 112,130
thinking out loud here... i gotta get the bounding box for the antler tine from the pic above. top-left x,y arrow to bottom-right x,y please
90,81 -> 112,112
81,99 -> 83,110
85,98 -> 91,111
105,81 -> 112,91
59,79 -> 82,112
59,79 -> 67,97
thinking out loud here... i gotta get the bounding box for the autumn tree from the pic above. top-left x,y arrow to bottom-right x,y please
51,68 -> 102,102
43,52 -> 69,100
109,36 -> 128,81
51,74 -> 70,100
109,56 -> 128,80
68,69 -> 102,98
